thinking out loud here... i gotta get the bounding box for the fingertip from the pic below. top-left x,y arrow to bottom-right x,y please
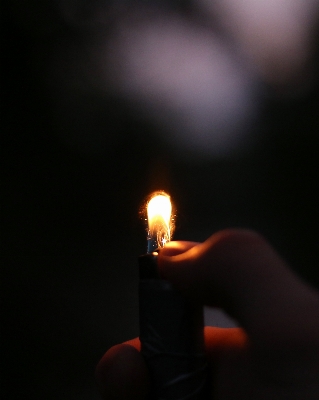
96,344 -> 150,400
204,327 -> 248,361
124,337 -> 141,351
160,241 -> 199,257
158,241 -> 200,282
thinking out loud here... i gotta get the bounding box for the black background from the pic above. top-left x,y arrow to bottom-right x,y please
2,2 -> 319,399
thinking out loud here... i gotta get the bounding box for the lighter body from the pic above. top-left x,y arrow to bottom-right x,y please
139,253 -> 209,400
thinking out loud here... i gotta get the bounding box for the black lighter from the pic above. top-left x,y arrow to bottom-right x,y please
138,192 -> 209,399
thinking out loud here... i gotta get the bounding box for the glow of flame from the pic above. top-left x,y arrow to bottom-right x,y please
147,192 -> 173,249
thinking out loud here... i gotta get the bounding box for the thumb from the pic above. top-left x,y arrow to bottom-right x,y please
158,229 -> 319,342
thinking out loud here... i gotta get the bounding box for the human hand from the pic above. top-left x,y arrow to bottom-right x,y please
96,229 -> 319,399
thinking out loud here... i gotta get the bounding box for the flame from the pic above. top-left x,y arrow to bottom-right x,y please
147,192 -> 173,249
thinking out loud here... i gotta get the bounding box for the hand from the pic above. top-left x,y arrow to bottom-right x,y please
96,229 -> 319,399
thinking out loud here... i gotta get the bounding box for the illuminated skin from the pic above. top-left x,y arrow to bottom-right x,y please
96,229 -> 319,399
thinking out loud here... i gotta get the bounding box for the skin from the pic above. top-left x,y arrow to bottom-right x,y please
96,229 -> 319,399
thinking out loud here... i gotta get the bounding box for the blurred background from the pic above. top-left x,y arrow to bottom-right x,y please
2,0 -> 319,399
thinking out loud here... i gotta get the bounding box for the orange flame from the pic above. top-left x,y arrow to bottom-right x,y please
147,191 -> 174,249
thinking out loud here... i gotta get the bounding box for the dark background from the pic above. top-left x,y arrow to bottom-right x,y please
2,2 -> 319,399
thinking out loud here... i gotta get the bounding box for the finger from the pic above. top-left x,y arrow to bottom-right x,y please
124,329 -> 248,361
98,328 -> 247,397
159,229 -> 290,308
204,327 -> 248,362
95,344 -> 150,400
159,229 -> 315,340
159,241 -> 199,257
124,337 -> 141,351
